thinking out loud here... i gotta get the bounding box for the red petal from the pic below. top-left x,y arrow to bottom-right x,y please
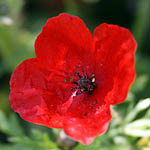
64,104 -> 111,145
10,58 -> 49,92
9,58 -> 68,128
35,13 -> 93,72
93,23 -> 137,105
10,89 -> 63,128
60,88 -> 111,144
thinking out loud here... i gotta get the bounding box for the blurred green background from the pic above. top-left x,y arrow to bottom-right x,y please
0,0 -> 150,150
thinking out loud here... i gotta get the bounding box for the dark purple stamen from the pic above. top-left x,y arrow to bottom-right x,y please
70,71 -> 96,94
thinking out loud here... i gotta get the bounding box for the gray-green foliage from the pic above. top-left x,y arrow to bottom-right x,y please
0,111 -> 59,150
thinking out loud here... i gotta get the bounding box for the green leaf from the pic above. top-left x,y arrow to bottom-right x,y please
135,98 -> 150,112
125,98 -> 150,123
2,129 -> 59,150
0,111 -> 10,134
124,119 -> 150,137
0,144 -> 59,150
0,111 -> 24,136
30,129 -> 58,149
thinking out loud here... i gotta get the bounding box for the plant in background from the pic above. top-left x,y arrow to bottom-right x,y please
9,13 -> 136,145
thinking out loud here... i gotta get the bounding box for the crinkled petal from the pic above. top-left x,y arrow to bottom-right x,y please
64,104 -> 111,145
62,88 -> 112,145
93,23 -> 137,105
9,89 -> 63,128
10,58 -> 50,92
9,58 -> 69,128
35,13 -> 93,72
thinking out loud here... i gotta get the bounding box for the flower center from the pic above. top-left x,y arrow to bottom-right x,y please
78,77 -> 96,93
70,72 -> 96,94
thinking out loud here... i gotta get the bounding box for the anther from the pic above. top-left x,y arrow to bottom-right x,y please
91,78 -> 95,83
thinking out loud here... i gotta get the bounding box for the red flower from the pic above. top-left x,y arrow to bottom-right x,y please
9,13 -> 137,145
